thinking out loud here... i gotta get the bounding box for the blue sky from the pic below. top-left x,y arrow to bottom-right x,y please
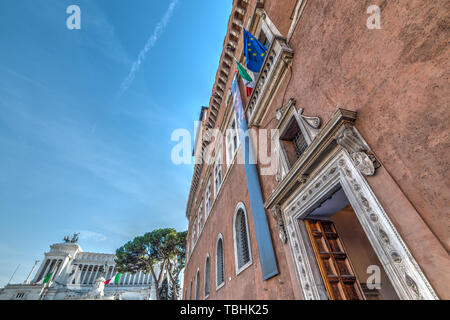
0,0 -> 232,286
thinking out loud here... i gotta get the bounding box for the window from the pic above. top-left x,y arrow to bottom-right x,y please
226,116 -> 239,165
216,235 -> 225,288
280,117 -> 308,167
233,203 -> 252,273
189,279 -> 193,300
198,203 -> 203,234
192,222 -> 196,249
214,155 -> 223,197
16,292 -> 25,299
258,29 -> 270,49
195,269 -> 200,300
204,255 -> 210,297
205,179 -> 212,217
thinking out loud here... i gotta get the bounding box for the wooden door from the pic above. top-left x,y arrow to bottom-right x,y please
304,219 -> 364,300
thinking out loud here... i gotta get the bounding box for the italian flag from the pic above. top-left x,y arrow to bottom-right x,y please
236,59 -> 255,97
104,272 -> 121,285
32,272 -> 53,286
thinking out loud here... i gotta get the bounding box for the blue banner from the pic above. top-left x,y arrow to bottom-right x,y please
231,74 -> 279,280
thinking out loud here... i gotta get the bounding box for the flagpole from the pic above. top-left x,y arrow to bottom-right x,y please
7,264 -> 20,286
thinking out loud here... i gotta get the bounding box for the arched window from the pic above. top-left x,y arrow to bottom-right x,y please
204,255 -> 210,297
198,202 -> 203,234
216,234 -> 225,288
189,279 -> 193,300
233,203 -> 252,273
195,268 -> 200,300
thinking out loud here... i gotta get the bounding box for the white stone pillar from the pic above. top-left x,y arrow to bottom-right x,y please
106,266 -> 113,280
56,255 -> 72,281
88,265 -> 97,284
120,273 -> 126,285
81,265 -> 91,284
45,259 -> 56,278
131,272 -> 138,285
92,265 -> 100,283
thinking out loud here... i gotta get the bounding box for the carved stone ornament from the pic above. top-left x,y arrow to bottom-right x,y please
271,206 -> 287,243
298,108 -> 321,129
336,127 -> 378,176
351,151 -> 375,176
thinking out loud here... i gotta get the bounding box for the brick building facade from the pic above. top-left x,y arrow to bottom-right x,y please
182,0 -> 449,300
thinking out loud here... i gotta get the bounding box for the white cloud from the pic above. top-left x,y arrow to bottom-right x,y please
78,230 -> 108,242
119,0 -> 179,95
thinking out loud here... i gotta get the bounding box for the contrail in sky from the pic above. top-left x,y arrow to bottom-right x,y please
119,0 -> 179,96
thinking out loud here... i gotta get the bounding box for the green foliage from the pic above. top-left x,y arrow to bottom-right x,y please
114,228 -> 187,300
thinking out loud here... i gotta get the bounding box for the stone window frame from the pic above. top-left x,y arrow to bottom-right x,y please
191,218 -> 197,250
232,202 -> 253,275
197,202 -> 204,236
215,233 -> 226,291
273,99 -> 321,181
225,113 -> 240,167
282,148 -> 439,300
214,151 -> 223,198
205,178 -> 212,218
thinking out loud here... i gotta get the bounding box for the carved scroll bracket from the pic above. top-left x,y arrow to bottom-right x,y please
335,126 -> 380,176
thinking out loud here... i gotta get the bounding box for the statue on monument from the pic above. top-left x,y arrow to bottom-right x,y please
63,232 -> 80,243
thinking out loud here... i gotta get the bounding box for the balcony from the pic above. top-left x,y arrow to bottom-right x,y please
245,36 -> 294,127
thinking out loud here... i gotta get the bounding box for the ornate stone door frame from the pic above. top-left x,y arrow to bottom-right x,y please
282,148 -> 438,300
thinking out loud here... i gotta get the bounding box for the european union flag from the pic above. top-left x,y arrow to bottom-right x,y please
243,28 -> 268,73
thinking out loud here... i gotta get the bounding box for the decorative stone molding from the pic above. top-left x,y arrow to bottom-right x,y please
272,99 -> 322,183
246,36 -> 294,127
266,108 -> 357,210
335,126 -> 380,176
271,206 -> 287,243
281,149 -> 438,300
276,99 -> 321,140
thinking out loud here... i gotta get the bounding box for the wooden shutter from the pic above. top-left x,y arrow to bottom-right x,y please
304,219 -> 364,300
217,239 -> 225,285
236,210 -> 250,268
205,257 -> 210,296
